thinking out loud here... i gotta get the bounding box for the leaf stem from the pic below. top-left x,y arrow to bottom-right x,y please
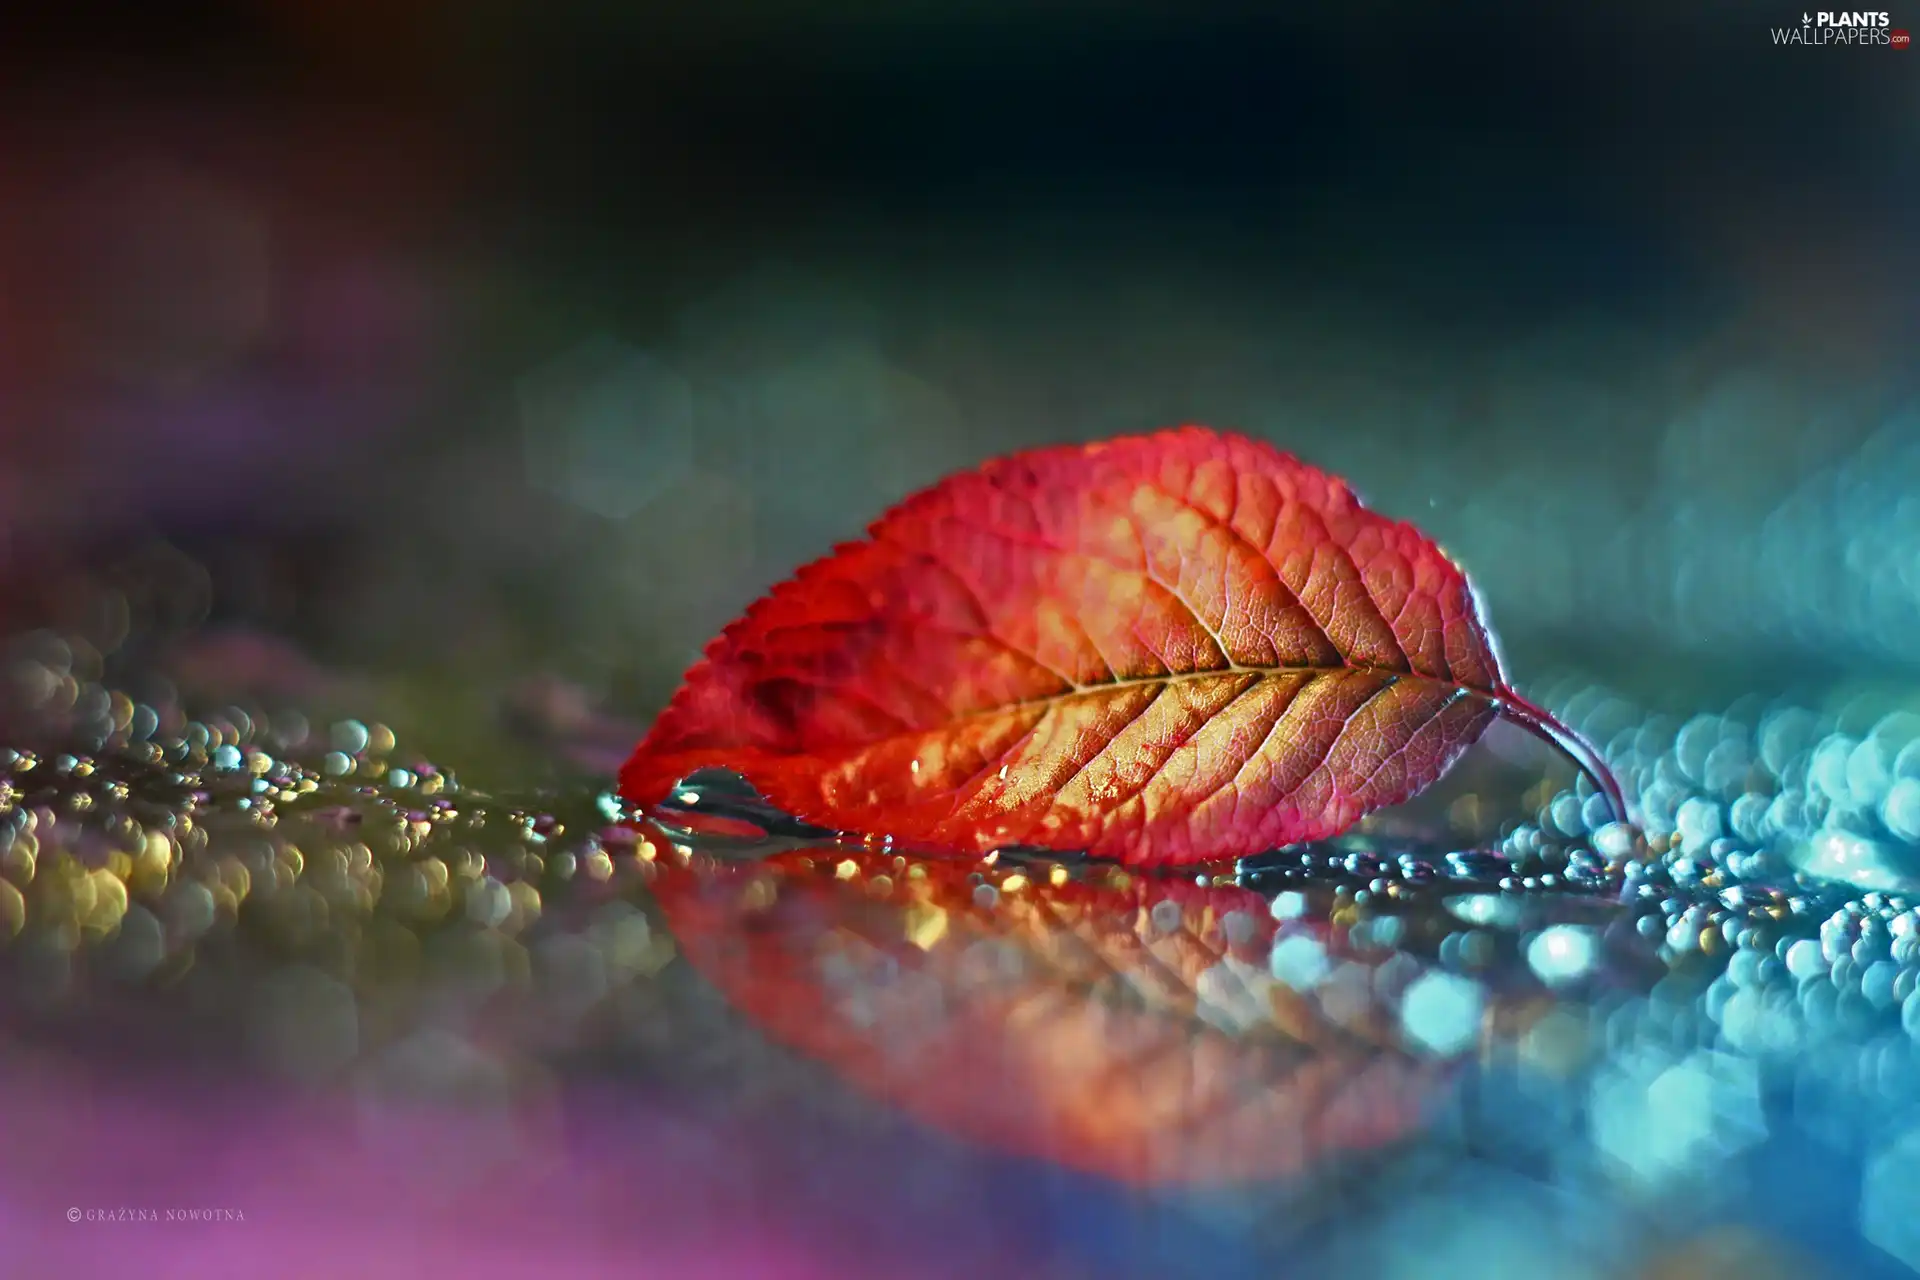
1490,686 -> 1631,828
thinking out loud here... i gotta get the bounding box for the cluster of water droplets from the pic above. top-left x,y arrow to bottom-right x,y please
10,624 -> 1920,1266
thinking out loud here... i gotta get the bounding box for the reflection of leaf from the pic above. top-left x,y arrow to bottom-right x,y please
647,841 -> 1454,1186
623,427 -> 1619,866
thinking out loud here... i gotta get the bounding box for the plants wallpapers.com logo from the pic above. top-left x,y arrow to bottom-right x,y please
1772,11 -> 1910,44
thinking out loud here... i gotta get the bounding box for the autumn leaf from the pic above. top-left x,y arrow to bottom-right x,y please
646,841 -> 1451,1186
621,426 -> 1620,866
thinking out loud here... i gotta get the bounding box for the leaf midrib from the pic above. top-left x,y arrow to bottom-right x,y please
978,663 -> 1493,721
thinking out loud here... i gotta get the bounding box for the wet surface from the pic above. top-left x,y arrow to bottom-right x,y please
4,636 -> 1920,1276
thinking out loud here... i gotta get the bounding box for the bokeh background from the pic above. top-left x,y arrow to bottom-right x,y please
5,0 -> 1918,779
4,3 -> 1920,1277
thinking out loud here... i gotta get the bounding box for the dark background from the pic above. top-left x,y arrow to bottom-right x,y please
4,0 -> 1917,779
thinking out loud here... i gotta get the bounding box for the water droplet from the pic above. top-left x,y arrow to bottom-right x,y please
1400,971 -> 1484,1056
1269,933 -> 1330,990
1528,925 -> 1599,986
1785,938 -> 1827,981
330,720 -> 370,756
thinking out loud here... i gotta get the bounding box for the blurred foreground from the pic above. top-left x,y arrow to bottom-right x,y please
4,628 -> 1920,1277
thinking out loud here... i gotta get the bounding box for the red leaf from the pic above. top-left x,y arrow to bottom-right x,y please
647,842 -> 1452,1186
621,426 -> 1619,866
